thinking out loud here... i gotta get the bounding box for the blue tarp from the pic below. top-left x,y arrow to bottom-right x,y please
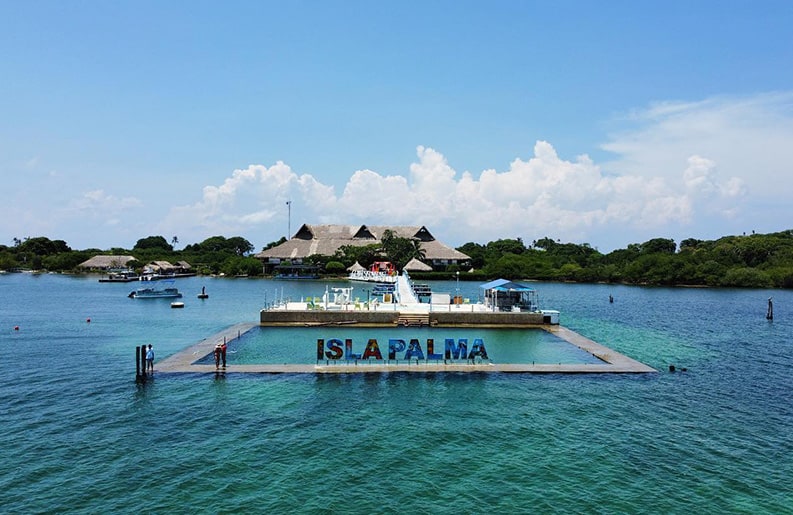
479,279 -> 535,292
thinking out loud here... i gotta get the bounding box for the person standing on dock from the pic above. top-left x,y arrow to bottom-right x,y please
145,344 -> 154,374
221,341 -> 227,368
214,343 -> 222,369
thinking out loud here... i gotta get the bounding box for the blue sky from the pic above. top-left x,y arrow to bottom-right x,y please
3,1 -> 793,252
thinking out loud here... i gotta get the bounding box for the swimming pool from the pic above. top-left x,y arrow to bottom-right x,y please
198,326 -> 605,365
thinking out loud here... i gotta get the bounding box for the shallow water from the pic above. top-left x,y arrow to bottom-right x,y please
1,274 -> 791,513
218,326 -> 603,366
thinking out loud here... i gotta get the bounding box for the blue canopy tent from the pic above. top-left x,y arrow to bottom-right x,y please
479,279 -> 538,312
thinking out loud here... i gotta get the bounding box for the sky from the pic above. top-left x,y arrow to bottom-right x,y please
2,1 -> 793,253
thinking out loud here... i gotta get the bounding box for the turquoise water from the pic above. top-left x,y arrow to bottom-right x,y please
2,274 -> 792,513
215,326 -> 603,365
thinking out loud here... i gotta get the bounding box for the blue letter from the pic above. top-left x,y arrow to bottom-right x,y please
388,339 -> 406,360
444,338 -> 468,360
426,338 -> 442,360
404,339 -> 425,360
345,338 -> 361,360
362,339 -> 383,360
468,338 -> 489,360
326,338 -> 343,360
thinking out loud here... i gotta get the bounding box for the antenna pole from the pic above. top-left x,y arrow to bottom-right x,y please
286,200 -> 292,239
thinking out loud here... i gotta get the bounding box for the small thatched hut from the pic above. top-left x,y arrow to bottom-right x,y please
78,255 -> 137,271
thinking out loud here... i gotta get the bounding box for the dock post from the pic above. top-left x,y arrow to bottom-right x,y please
140,345 -> 145,376
136,345 -> 147,383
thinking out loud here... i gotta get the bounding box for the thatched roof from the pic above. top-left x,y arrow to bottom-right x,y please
404,258 -> 433,271
148,261 -> 174,271
78,255 -> 137,270
255,224 -> 470,263
347,261 -> 366,272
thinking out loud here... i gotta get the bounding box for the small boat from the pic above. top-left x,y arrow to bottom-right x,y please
170,302 -> 185,308
128,282 -> 183,299
348,261 -> 398,283
99,269 -> 139,283
274,264 -> 320,280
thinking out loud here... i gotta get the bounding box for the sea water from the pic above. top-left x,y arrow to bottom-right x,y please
1,273 -> 792,513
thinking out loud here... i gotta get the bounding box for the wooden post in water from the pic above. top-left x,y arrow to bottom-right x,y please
139,344 -> 149,381
136,345 -> 148,383
135,346 -> 141,379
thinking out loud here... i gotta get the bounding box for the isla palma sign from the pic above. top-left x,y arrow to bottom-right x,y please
316,337 -> 489,362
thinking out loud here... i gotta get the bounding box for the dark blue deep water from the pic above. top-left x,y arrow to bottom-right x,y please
1,274 -> 791,513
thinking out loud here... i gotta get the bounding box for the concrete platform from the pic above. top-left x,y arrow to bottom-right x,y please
154,322 -> 656,375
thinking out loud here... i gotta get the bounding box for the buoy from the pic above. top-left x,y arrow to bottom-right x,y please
14,326 -> 19,331
669,364 -> 676,372
86,318 -> 91,323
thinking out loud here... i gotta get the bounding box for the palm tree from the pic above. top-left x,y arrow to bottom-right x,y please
409,239 -> 426,262
171,236 -> 179,250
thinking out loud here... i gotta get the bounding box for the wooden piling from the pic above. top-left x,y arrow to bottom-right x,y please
136,345 -> 148,383
135,346 -> 141,378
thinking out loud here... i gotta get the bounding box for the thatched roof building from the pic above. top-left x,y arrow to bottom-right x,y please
404,257 -> 433,271
144,260 -> 193,274
256,224 -> 470,271
347,261 -> 366,272
78,255 -> 137,271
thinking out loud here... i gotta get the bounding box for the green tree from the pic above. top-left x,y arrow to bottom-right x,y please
262,237 -> 287,251
457,242 -> 486,269
379,230 -> 422,269
134,236 -> 172,252
639,238 -> 676,254
721,267 -> 772,288
18,237 -> 71,255
325,261 -> 346,274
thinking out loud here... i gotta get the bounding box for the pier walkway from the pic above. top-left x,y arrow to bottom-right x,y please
395,273 -> 419,304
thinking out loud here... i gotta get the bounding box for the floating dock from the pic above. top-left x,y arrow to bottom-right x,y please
153,274 -> 655,375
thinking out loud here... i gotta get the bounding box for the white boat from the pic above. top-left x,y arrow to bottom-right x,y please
99,269 -> 139,282
348,261 -> 398,283
128,281 -> 183,299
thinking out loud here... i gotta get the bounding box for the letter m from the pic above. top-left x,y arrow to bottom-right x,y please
444,338 -> 468,360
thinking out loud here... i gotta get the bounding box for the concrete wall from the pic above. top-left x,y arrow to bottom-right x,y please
430,311 -> 545,326
260,309 -> 546,327
260,310 -> 399,326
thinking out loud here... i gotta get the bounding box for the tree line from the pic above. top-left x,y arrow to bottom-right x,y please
2,229 -> 793,288
456,231 -> 793,288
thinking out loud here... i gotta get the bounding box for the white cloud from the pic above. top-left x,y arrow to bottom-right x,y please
157,92 -> 793,251
69,189 -> 142,215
